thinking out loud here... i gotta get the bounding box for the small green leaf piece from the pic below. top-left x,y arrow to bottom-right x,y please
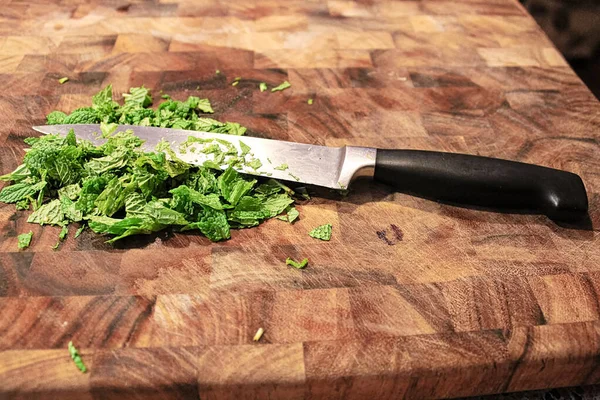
59,225 -> 69,240
68,341 -> 87,373
18,231 -> 33,250
309,223 -> 332,241
74,225 -> 85,238
286,257 -> 308,269
271,81 -> 291,92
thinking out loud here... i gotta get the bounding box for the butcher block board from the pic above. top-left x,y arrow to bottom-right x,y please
1,0 -> 600,399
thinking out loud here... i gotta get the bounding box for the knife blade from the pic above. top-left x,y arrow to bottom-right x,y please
32,124 -> 588,222
32,124 -> 376,190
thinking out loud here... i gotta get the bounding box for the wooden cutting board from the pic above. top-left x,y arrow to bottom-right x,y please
1,0 -> 599,399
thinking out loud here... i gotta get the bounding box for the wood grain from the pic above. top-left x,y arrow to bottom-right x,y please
1,0 -> 600,399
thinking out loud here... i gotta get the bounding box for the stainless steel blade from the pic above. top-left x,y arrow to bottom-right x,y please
32,124 -> 376,189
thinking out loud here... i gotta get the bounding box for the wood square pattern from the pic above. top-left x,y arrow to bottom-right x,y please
0,0 -> 600,399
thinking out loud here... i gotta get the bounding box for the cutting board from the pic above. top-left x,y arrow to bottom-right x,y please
1,0 -> 600,399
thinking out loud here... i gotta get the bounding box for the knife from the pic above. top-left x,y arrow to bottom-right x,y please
33,124 -> 588,222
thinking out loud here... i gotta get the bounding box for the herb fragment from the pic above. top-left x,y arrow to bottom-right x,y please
74,225 -> 85,238
18,231 -> 33,250
68,341 -> 87,373
308,98 -> 313,105
274,163 -> 288,171
271,81 -> 291,92
259,82 -> 267,92
276,206 -> 299,223
58,77 -> 69,84
309,223 -> 332,241
286,257 -> 308,269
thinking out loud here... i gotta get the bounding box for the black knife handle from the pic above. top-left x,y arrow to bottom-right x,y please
373,149 -> 588,221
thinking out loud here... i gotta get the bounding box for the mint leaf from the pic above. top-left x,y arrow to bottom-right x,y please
182,207 -> 230,241
246,158 -> 262,170
100,122 -> 118,137
18,231 -> 33,250
0,181 -> 46,203
0,164 -> 31,182
309,223 -> 332,241
218,167 -> 256,206
28,199 -> 64,225
122,86 -> 152,108
46,111 -> 67,125
170,185 -> 224,210
197,99 -> 214,113
277,206 -> 299,223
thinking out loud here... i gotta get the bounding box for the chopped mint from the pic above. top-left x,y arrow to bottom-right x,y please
59,225 -> 69,240
58,77 -> 69,84
68,341 -> 87,373
0,85 -> 295,244
74,225 -> 85,238
274,163 -> 288,171
308,98 -> 313,105
246,158 -> 262,170
286,257 -> 308,269
17,231 -> 33,250
239,141 -> 251,156
276,206 -> 299,223
259,82 -> 267,92
271,81 -> 291,92
309,223 -> 332,241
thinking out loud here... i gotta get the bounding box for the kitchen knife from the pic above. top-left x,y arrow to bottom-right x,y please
33,124 -> 588,222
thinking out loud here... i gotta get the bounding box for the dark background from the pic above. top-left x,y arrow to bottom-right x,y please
521,0 -> 600,99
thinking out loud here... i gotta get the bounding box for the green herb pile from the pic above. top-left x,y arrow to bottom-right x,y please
0,85 -> 297,244
46,84 -> 246,135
